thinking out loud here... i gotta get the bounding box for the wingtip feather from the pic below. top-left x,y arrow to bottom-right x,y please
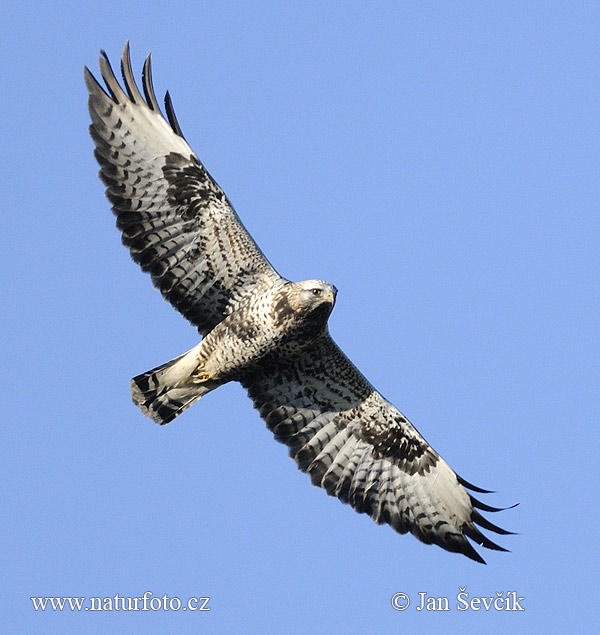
98,49 -> 127,103
120,41 -> 145,104
142,53 -> 162,112
457,474 -> 495,494
165,90 -> 186,139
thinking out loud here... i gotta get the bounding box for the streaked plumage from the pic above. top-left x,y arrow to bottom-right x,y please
85,44 -> 514,563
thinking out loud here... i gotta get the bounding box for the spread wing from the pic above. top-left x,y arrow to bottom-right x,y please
243,334 -> 513,563
85,44 -> 281,334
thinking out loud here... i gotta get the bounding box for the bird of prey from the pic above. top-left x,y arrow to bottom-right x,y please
85,44 -> 513,563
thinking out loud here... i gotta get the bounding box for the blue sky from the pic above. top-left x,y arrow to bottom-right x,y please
2,1 -> 598,633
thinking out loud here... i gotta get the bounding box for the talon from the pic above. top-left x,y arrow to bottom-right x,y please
196,370 -> 212,383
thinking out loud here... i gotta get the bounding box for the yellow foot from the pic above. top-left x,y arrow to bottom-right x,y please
196,370 -> 212,383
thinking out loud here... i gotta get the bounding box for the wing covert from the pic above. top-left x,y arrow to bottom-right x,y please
243,334 -> 512,563
85,44 -> 281,334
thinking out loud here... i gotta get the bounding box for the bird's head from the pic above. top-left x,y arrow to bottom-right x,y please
273,280 -> 337,336
296,279 -> 338,312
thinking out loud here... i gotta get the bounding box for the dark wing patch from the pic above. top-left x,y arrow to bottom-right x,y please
243,334 -> 513,563
85,44 -> 281,334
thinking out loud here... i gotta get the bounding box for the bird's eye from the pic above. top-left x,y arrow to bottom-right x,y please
311,288 -> 322,297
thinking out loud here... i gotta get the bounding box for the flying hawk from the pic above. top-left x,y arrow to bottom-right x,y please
85,44 -> 513,563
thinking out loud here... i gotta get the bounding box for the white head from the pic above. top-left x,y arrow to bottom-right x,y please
272,279 -> 338,335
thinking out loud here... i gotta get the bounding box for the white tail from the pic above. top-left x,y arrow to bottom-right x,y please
130,346 -> 217,424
